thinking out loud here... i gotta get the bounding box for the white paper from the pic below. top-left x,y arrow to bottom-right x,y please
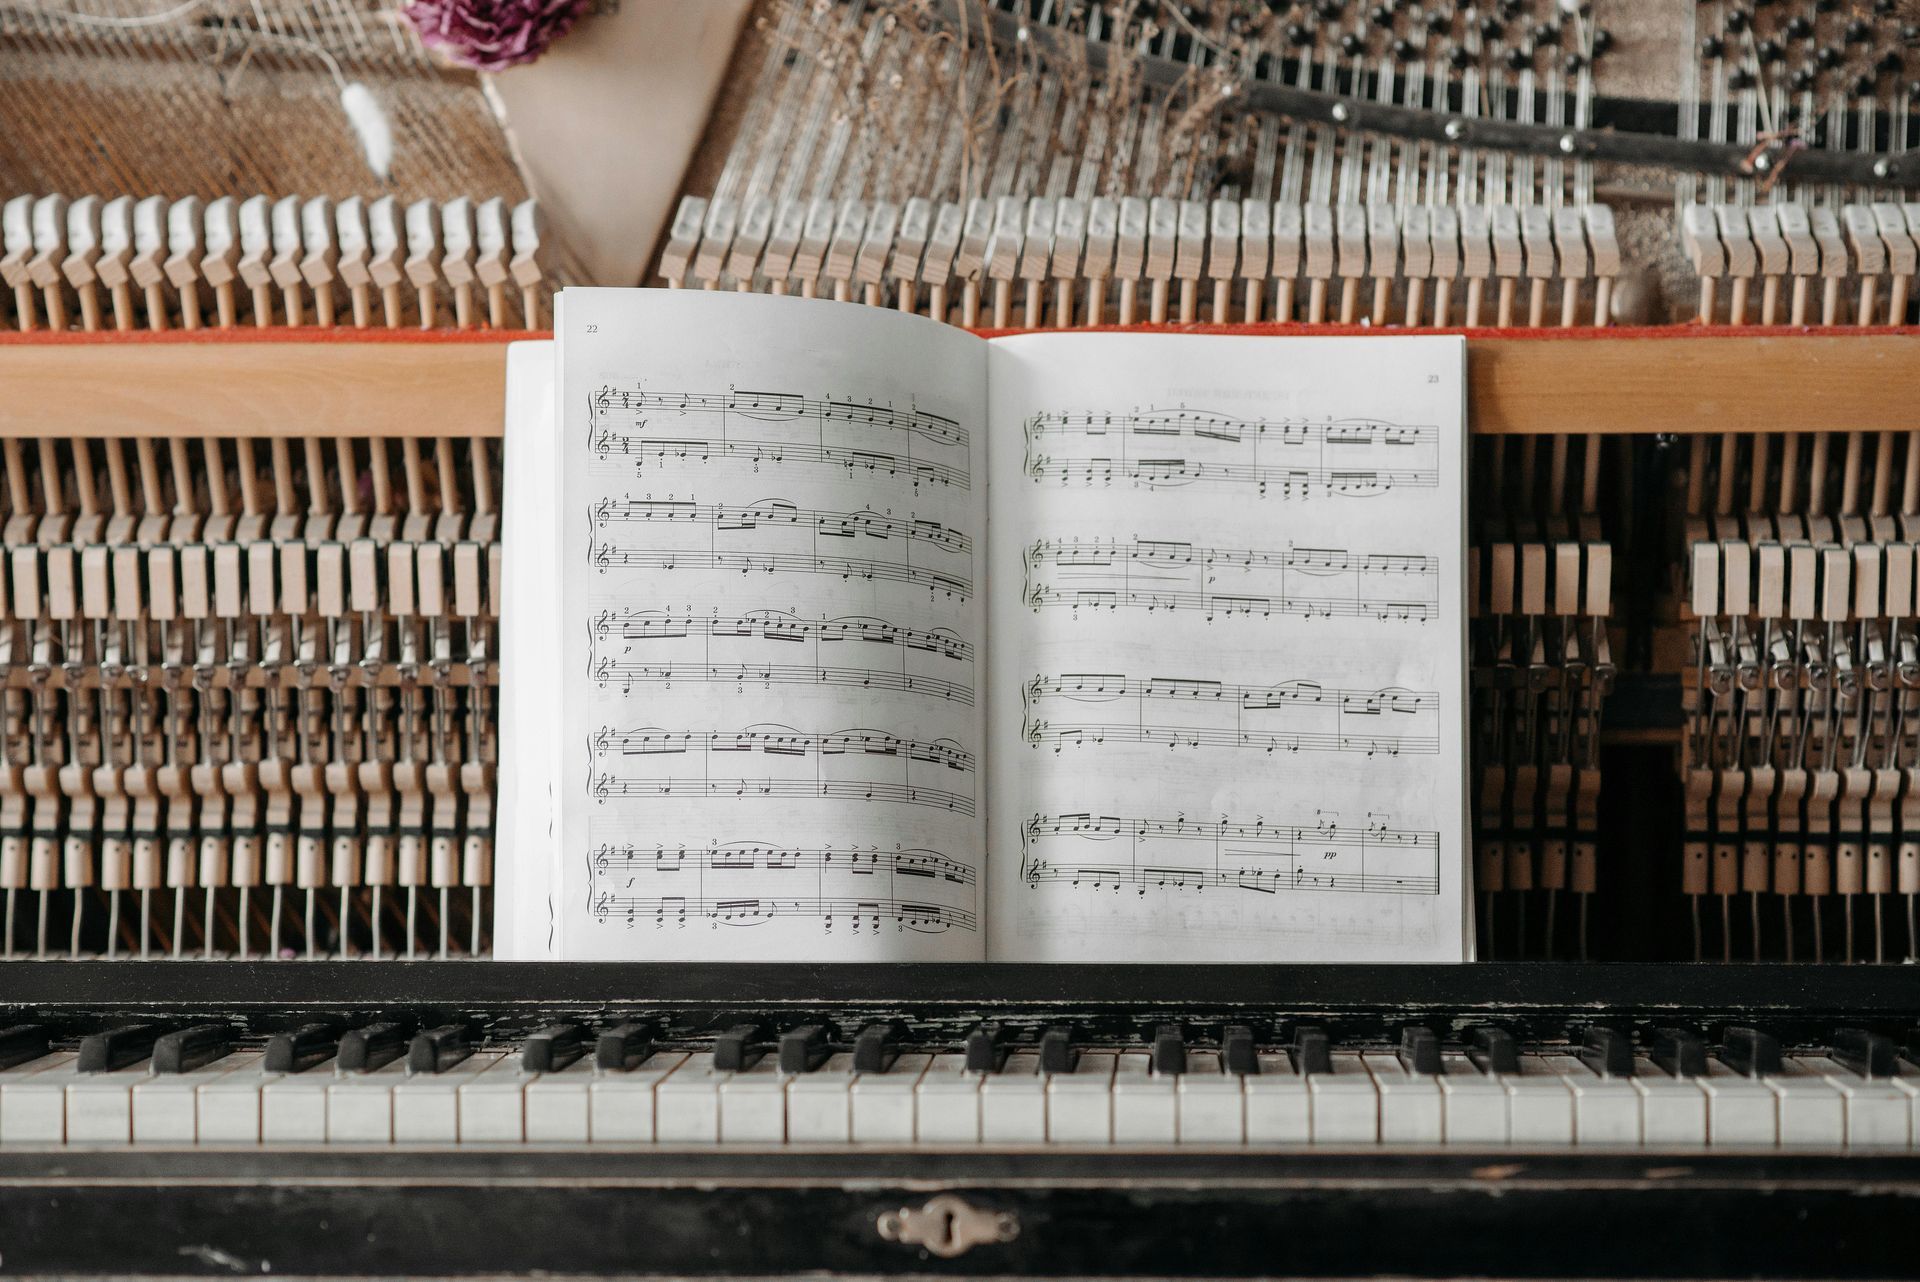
552,290 -> 988,959
983,332 -> 1469,962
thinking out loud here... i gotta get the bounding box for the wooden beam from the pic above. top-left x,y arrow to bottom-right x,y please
1470,334 -> 1920,434
4,332 -> 1916,439
0,341 -> 512,439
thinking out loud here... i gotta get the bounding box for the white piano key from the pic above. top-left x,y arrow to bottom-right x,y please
1437,1052 -> 1508,1144
979,1051 -> 1046,1144
1700,1061 -> 1779,1147
1048,1051 -> 1117,1144
66,1066 -> 151,1143
1502,1057 -> 1575,1145
851,1053 -> 929,1143
327,1062 -> 407,1143
523,1058 -> 594,1143
1244,1052 -> 1310,1144
1176,1051 -> 1244,1145
913,1054 -> 981,1143
1543,1054 -> 1641,1146
1308,1053 -> 1379,1145
133,1052 -> 260,1144
1890,1063 -> 1920,1144
1363,1052 -> 1442,1144
1769,1060 -> 1847,1148
1632,1056 -> 1709,1147
1112,1052 -> 1176,1144
258,1068 -> 329,1144
785,1053 -> 856,1144
199,1061 -> 280,1144
717,1058 -> 786,1144
1803,1056 -> 1911,1151
654,1054 -> 728,1143
0,1051 -> 79,1144
458,1057 -> 534,1143
588,1053 -> 687,1142
394,1051 -> 508,1144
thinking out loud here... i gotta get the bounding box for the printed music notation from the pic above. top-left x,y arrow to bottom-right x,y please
1023,407 -> 1439,497
1019,811 -> 1441,899
1023,537 -> 1438,622
588,608 -> 974,706
588,723 -> 976,816
589,495 -> 974,600
588,386 -> 971,492
584,840 -> 979,935
1022,673 -> 1439,757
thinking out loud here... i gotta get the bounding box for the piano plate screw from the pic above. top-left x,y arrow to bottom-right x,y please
877,1194 -> 1019,1259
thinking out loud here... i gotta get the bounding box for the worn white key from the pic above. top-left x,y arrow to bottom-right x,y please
1804,1056 -> 1910,1150
1047,1051 -> 1117,1144
851,1053 -> 929,1143
326,1061 -> 407,1143
66,1066 -> 151,1143
457,1056 -> 533,1143
1363,1052 -> 1442,1144
785,1052 -> 857,1144
1630,1056 -> 1709,1146
1700,1061 -> 1779,1147
1544,1054 -> 1640,1146
523,1058 -> 594,1143
1112,1052 -> 1175,1144
1769,1060 -> 1846,1148
1243,1052 -> 1310,1144
979,1051 -> 1046,1144
1503,1056 -> 1575,1144
0,1051 -> 78,1143
1309,1053 -> 1379,1145
199,1061 -> 282,1144
1176,1051 -> 1244,1145
589,1052 -> 687,1143
717,1057 -> 786,1144
914,1053 -> 981,1143
134,1052 -> 260,1144
1437,1051 -> 1508,1144
1889,1063 -> 1920,1142
654,1053 -> 727,1143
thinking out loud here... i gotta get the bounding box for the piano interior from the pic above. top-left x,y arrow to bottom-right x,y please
4,0 -> 1920,1276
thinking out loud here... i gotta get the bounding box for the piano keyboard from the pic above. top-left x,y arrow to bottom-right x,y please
5,1017 -> 1918,1150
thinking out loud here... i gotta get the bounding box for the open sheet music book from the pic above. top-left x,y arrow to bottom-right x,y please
496,289 -> 1470,962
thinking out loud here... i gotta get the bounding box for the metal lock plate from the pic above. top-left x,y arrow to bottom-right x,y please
876,1194 -> 1019,1258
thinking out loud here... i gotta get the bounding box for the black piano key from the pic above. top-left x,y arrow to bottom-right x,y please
1038,1025 -> 1077,1075
712,1024 -> 766,1072
852,1022 -> 904,1074
1292,1025 -> 1331,1076
595,1022 -> 656,1072
1721,1026 -> 1781,1078
265,1024 -> 341,1075
522,1023 -> 587,1073
78,1023 -> 162,1074
1579,1026 -> 1634,1078
153,1025 -> 234,1075
1652,1028 -> 1707,1079
0,1024 -> 51,1071
1152,1025 -> 1187,1076
1398,1027 -> 1443,1076
408,1025 -> 475,1075
1221,1025 -> 1259,1076
1467,1026 -> 1519,1075
1832,1027 -> 1896,1079
338,1022 -> 410,1073
778,1024 -> 833,1075
964,1022 -> 1008,1073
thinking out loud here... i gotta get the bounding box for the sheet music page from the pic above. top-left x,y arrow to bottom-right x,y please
984,332 -> 1469,962
555,290 -> 988,960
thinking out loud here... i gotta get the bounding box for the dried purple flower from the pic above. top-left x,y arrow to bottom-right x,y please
403,0 -> 590,72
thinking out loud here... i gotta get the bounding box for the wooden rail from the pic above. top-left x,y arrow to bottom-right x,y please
2,331 -> 1915,438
